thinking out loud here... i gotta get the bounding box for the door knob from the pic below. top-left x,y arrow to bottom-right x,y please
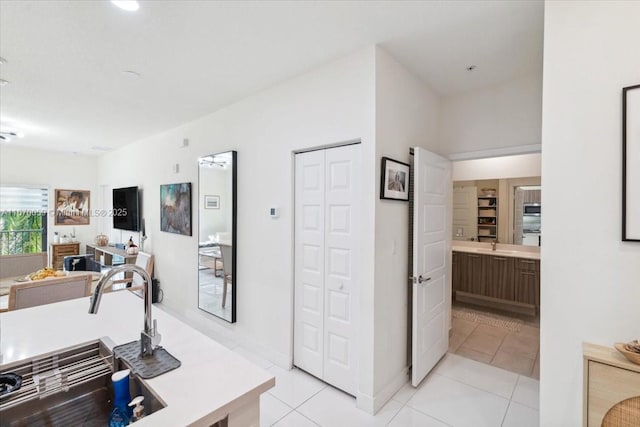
339,282 -> 344,290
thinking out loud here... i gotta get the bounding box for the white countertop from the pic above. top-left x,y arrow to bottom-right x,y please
452,242 -> 540,260
0,291 -> 275,426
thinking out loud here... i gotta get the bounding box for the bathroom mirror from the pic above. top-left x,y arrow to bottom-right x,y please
197,151 -> 237,322
453,176 -> 541,247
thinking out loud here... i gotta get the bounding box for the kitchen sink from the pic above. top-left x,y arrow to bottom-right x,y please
0,339 -> 166,427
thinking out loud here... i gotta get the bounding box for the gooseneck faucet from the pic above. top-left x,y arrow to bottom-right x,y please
88,264 -> 161,358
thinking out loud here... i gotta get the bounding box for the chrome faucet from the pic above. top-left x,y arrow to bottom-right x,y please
491,240 -> 497,251
88,264 -> 160,358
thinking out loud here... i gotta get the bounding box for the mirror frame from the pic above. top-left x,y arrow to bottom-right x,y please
197,150 -> 237,323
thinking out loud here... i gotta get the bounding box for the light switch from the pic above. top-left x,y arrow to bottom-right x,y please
270,207 -> 279,219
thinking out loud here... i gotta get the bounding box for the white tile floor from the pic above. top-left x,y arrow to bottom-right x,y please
228,344 -> 539,427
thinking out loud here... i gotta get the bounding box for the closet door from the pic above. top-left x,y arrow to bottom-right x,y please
323,145 -> 359,394
294,144 -> 359,395
294,150 -> 326,380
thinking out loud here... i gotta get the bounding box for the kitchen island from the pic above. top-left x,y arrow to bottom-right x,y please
0,291 -> 274,426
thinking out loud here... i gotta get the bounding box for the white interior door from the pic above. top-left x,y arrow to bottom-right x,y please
323,145 -> 359,394
452,186 -> 477,241
294,145 -> 359,395
411,147 -> 451,387
294,150 -> 325,380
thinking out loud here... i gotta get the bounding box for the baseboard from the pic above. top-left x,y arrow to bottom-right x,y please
235,335 -> 291,370
356,367 -> 409,415
355,391 -> 375,414
160,305 -> 291,369
456,291 -> 536,316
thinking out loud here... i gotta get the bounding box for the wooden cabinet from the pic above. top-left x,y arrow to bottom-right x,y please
583,343 -> 640,426
452,251 -> 462,292
515,258 -> 540,307
486,255 -> 515,301
85,244 -> 136,267
50,243 -> 80,269
466,253 -> 485,295
452,250 -> 539,315
452,251 -> 479,294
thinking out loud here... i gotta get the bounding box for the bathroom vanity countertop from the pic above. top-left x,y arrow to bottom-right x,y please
452,242 -> 540,260
0,291 -> 275,426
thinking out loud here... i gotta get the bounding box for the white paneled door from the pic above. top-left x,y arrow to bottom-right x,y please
294,144 -> 360,395
411,147 -> 451,387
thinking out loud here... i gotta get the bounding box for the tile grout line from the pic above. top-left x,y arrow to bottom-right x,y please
269,407 -> 294,426
384,397 -> 407,427
403,398 -> 456,427
428,372 -> 514,404
510,375 -> 540,411
500,399 -> 513,427
489,330 -> 509,364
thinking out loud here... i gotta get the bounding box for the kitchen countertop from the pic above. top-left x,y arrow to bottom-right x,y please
0,291 -> 275,426
452,241 -> 540,260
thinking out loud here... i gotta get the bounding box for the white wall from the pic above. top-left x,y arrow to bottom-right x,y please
0,145 -> 99,254
541,2 -> 640,425
372,47 -> 440,410
97,47 -> 377,394
452,153 -> 541,181
440,73 -> 542,155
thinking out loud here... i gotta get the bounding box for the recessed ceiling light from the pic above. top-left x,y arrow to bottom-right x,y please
122,70 -> 141,79
111,1 -> 139,12
0,79 -> 9,86
466,65 -> 477,72
0,131 -> 23,141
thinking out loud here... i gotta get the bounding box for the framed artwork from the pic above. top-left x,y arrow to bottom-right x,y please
55,189 -> 90,225
623,84 -> 640,241
380,157 -> 410,201
160,182 -> 192,236
204,195 -> 220,209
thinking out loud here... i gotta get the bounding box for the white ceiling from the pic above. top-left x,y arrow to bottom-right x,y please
0,0 -> 543,154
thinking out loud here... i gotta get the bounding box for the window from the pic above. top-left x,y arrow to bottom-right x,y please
0,186 -> 48,255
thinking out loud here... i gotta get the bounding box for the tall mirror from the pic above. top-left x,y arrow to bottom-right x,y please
198,151 -> 237,322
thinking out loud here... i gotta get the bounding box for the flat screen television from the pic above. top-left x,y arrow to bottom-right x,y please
113,186 -> 140,231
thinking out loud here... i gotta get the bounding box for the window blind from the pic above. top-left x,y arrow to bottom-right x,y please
0,186 -> 49,212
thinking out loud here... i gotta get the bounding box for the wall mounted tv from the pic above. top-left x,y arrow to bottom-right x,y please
113,186 -> 140,231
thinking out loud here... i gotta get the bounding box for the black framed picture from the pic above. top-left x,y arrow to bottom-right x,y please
380,157 -> 410,201
160,182 -> 192,236
623,84 -> 640,241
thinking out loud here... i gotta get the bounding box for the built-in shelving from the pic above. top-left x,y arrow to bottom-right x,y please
477,196 -> 498,241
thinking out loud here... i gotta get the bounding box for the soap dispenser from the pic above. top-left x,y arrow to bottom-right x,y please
109,369 -> 132,427
128,396 -> 146,423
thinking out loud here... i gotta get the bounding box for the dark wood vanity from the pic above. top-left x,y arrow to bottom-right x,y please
452,250 -> 540,316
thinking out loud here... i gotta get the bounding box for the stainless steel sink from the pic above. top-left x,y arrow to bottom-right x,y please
0,339 -> 166,426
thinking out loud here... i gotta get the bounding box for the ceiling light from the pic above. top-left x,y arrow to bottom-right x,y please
122,70 -> 141,79
111,1 -> 139,12
0,79 -> 8,86
0,131 -> 23,142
